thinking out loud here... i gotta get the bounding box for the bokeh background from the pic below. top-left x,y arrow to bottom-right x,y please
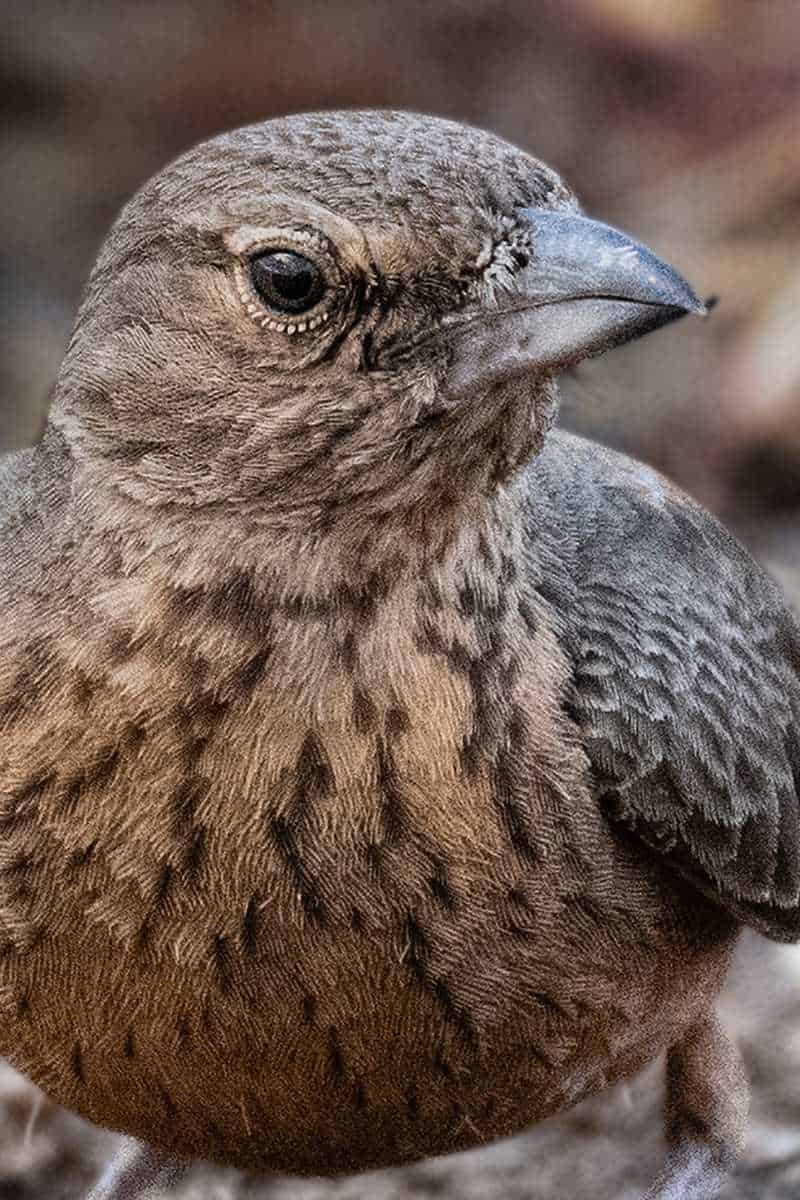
1,1 -> 799,1197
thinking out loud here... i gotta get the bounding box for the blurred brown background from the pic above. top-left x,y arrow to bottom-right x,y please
1,1 -> 799,1197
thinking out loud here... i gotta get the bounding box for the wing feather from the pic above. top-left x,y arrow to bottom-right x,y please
525,432 -> 800,942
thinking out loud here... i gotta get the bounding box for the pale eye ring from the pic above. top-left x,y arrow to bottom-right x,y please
249,249 -> 325,314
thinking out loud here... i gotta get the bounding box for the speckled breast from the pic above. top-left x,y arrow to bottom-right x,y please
0,574 -> 737,1171
0,743 -> 735,1172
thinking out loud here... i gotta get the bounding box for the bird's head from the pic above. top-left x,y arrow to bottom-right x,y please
53,110 -> 703,559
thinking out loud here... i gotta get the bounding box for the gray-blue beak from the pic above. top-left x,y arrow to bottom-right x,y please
515,209 -> 705,317
443,208 -> 706,399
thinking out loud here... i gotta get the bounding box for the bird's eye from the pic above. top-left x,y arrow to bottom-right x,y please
249,250 -> 325,314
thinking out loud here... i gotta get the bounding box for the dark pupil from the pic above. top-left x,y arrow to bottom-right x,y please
250,250 -> 322,313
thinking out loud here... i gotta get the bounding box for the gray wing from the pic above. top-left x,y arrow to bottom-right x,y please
525,431 -> 800,942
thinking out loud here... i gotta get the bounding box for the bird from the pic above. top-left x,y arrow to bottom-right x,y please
0,109 -> 798,1200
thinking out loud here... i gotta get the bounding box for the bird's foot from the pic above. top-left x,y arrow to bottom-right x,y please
86,1138 -> 187,1199
640,1138 -> 736,1200
642,1011 -> 747,1200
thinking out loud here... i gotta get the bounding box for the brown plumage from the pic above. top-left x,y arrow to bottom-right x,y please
0,111 -> 797,1200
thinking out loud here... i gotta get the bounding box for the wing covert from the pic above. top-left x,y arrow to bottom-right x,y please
525,432 -> 800,942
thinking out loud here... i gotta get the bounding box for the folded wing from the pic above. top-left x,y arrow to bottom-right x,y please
526,432 -> 800,942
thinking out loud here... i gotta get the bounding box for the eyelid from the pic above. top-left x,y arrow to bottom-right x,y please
231,225 -> 341,335
227,224 -> 336,264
